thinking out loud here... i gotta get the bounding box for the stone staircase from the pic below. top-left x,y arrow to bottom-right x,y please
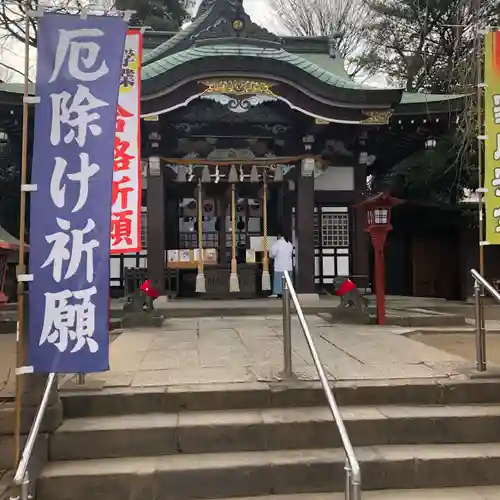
36,379 -> 500,500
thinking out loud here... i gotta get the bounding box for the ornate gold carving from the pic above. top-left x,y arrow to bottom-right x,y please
361,110 -> 393,125
200,79 -> 277,97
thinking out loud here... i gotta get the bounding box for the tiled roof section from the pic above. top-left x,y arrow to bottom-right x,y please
300,53 -> 352,82
400,92 -> 466,104
142,44 -> 377,90
0,82 -> 34,94
142,7 -> 214,65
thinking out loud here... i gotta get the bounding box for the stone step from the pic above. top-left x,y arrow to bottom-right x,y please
110,304 -> 334,320
50,404 -> 500,461
61,379 -> 500,418
37,443 -> 500,500
223,488 -> 500,500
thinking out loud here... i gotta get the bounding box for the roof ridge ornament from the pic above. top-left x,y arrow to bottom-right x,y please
194,0 -> 280,43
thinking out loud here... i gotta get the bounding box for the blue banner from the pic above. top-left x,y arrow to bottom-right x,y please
28,13 -> 127,373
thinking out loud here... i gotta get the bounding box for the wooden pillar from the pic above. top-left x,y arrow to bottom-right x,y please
352,163 -> 370,289
280,183 -> 293,241
296,160 -> 316,294
147,156 -> 166,294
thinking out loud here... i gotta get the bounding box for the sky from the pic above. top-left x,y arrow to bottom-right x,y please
223,0 -> 277,30
0,0 -> 278,83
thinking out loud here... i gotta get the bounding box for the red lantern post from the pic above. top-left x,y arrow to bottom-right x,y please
355,193 -> 404,325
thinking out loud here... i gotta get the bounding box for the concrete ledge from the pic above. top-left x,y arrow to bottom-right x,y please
35,443 -> 500,499
114,305 -> 336,320
60,378 -> 106,392
121,313 -> 164,328
60,378 -> 500,417
469,368 -> 500,379
154,296 -> 169,308
295,294 -> 321,303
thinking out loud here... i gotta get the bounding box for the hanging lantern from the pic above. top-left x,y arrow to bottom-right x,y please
425,137 -> 437,149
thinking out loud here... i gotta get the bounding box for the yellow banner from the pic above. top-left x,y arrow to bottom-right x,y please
485,31 -> 500,244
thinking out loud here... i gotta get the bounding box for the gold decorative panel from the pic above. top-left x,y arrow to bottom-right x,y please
361,110 -> 393,125
200,79 -> 277,97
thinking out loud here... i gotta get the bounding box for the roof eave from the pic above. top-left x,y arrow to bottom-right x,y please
394,96 -> 466,115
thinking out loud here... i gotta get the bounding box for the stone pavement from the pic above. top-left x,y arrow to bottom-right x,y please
409,329 -> 500,364
224,489 -> 500,499
81,314 -> 482,390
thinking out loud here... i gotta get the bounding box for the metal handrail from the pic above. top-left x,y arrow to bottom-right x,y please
471,269 -> 500,302
281,270 -> 361,500
470,269 -> 500,372
12,372 -> 57,500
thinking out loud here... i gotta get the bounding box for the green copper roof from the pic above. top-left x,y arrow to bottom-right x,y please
0,82 -> 32,94
142,44 -> 380,91
400,91 -> 465,104
299,53 -> 352,82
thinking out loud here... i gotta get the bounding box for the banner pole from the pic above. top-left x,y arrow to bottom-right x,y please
477,23 -> 485,277
14,0 -> 31,468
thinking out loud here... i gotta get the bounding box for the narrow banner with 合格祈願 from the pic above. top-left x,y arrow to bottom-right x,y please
111,30 -> 143,254
28,13 -> 127,373
485,30 -> 500,244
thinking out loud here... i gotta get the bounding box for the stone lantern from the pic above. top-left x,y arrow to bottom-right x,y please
356,192 -> 404,325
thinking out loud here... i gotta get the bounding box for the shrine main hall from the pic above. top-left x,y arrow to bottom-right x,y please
0,0 -> 465,299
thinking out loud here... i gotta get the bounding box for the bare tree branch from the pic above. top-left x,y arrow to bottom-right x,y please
268,0 -> 373,76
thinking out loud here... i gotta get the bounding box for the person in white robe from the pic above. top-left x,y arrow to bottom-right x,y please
269,230 -> 293,298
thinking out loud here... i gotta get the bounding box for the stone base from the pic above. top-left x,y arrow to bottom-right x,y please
0,398 -> 63,474
0,399 -> 63,436
121,312 -> 164,329
330,307 -> 370,325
